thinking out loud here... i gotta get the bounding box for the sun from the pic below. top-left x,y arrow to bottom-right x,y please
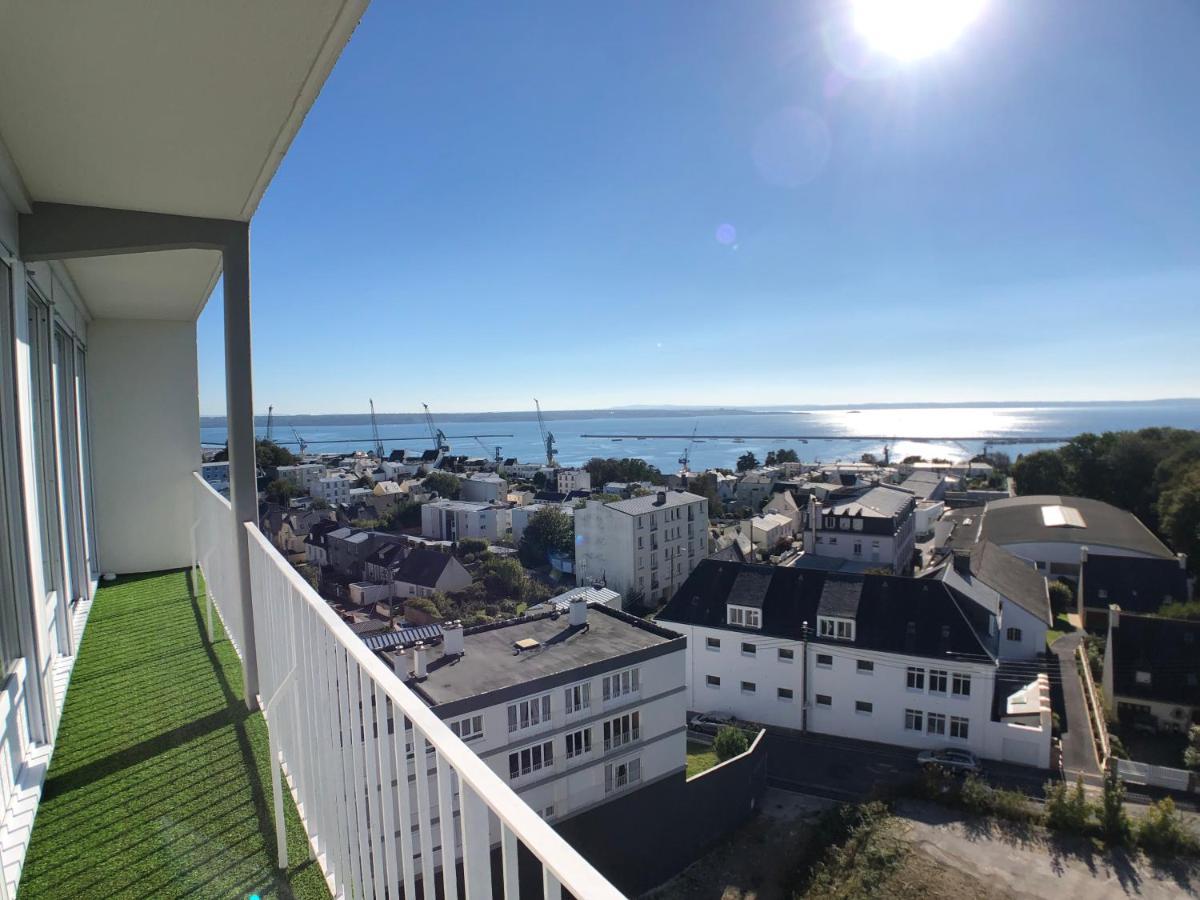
851,0 -> 987,61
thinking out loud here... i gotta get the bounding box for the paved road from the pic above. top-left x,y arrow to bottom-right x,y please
762,730 -> 1050,800
1053,631 -> 1103,780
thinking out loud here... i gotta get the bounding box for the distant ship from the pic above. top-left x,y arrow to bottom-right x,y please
847,410 -> 861,414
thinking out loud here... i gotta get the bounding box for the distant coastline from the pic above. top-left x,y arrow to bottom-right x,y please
199,398 -> 1200,428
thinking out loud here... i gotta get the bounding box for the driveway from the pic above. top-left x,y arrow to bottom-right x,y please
1052,631 -> 1103,781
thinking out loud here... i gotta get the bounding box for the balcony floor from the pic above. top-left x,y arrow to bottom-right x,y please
18,570 -> 329,899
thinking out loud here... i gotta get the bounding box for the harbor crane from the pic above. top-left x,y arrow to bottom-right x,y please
534,398 -> 557,467
265,405 -> 274,442
369,399 -> 385,458
291,426 -> 309,457
422,403 -> 450,453
678,423 -> 698,478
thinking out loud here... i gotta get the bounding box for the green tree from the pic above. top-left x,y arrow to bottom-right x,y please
481,557 -> 527,600
256,438 -> 298,468
765,448 -> 799,466
1048,580 -> 1074,614
901,455 -> 924,465
583,457 -> 666,487
423,470 -> 461,499
1158,463 -> 1200,572
687,475 -> 724,517
713,725 -> 749,761
736,451 -> 759,472
1013,450 -> 1070,495
264,478 -> 297,504
860,452 -> 878,465
519,506 -> 574,567
457,537 -> 489,556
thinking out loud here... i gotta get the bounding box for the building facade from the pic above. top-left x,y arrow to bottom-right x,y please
575,491 -> 709,606
421,499 -> 512,542
803,486 -> 917,574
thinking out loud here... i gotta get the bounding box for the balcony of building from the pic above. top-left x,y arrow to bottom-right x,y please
0,4 -> 626,897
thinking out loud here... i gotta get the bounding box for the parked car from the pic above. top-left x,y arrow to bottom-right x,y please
917,748 -> 981,774
689,712 -> 737,736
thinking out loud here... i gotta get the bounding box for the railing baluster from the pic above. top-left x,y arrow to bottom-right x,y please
436,751 -> 460,900
374,683 -> 400,894
500,824 -> 520,899
543,870 -> 562,900
459,787 -> 492,900
412,732 -> 436,899
360,667 -> 387,897
392,711 -> 418,900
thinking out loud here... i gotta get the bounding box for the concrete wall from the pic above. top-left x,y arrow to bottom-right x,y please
88,318 -> 199,573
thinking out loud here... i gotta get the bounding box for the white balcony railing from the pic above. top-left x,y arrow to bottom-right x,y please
191,474 -> 245,657
206,512 -> 626,899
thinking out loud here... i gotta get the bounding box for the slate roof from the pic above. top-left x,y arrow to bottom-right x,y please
980,495 -> 1173,558
825,485 -> 914,520
658,559 -> 994,662
900,471 -> 944,500
969,541 -> 1052,625
364,541 -> 406,569
395,548 -> 459,588
1081,553 -> 1188,614
1110,612 -> 1200,707
605,490 -> 705,516
727,569 -> 772,609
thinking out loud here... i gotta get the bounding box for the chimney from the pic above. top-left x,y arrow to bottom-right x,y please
656,491 -> 667,506
412,641 -> 427,679
952,548 -> 971,576
443,620 -> 464,656
569,595 -> 588,627
1179,552 -> 1188,571
391,651 -> 406,678
1079,545 -> 1089,565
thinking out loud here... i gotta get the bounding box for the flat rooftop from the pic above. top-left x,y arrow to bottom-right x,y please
402,607 -> 680,707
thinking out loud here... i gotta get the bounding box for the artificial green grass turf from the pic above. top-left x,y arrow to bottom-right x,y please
19,570 -> 331,900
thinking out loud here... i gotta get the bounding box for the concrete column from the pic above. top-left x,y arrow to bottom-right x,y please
222,227 -> 260,710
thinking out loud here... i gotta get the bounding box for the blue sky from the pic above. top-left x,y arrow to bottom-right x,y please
197,0 -> 1200,415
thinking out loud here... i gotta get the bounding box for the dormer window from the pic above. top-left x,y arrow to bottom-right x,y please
817,616 -> 855,641
728,605 -> 761,629
1135,671 -> 1152,685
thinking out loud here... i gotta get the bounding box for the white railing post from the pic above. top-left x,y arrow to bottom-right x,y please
270,726 -> 288,869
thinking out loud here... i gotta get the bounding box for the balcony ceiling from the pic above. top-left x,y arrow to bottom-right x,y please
0,0 -> 367,321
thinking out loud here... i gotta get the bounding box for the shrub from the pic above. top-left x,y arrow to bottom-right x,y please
1045,777 -> 1092,832
804,802 -> 906,898
1136,798 -> 1198,855
1108,734 -> 1130,760
1048,580 -> 1074,613
457,537 -> 488,556
713,725 -> 749,762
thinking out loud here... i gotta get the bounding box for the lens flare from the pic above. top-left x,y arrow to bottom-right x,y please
851,0 -> 987,61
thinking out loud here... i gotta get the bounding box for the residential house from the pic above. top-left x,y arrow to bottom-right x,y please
313,472 -> 354,506
393,548 -> 472,599
276,463 -> 326,495
303,520 -> 342,568
276,508 -> 335,556
1078,550 -> 1190,631
742,512 -> 795,554
734,468 -> 780,511
937,544 -> 1052,658
657,560 -> 1052,768
803,485 -> 917,574
762,489 -> 801,529
1103,607 -> 1200,733
899,470 -> 955,503
574,491 -> 709,605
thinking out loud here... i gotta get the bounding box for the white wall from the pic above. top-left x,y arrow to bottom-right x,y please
88,318 -> 199,573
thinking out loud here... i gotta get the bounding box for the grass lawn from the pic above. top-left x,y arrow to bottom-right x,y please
19,570 -> 329,900
687,741 -> 720,778
1046,613 -> 1074,647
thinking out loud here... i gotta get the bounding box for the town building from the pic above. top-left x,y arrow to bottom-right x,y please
393,547 -> 472,600
574,491 -> 709,606
383,598 -> 687,829
276,462 -> 326,495
312,472 -> 354,506
657,560 -> 1052,768
200,460 -> 231,494
978,495 -> 1175,579
1077,550 -> 1190,631
460,472 -> 509,503
803,485 -> 917,574
1102,606 -> 1200,733
936,544 -> 1052,659
742,512 -> 795,554
421,499 -> 512,542
557,468 -> 592,494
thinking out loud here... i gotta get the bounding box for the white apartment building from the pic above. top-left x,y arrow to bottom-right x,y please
657,560 -> 1051,769
313,472 -> 353,506
460,472 -> 509,503
276,462 -> 326,495
421,499 -> 512,542
200,460 -> 230,494
387,599 -> 687,830
575,491 -> 709,606
557,468 -> 592,494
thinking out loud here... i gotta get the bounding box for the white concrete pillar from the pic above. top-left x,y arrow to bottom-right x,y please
222,228 -> 260,710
